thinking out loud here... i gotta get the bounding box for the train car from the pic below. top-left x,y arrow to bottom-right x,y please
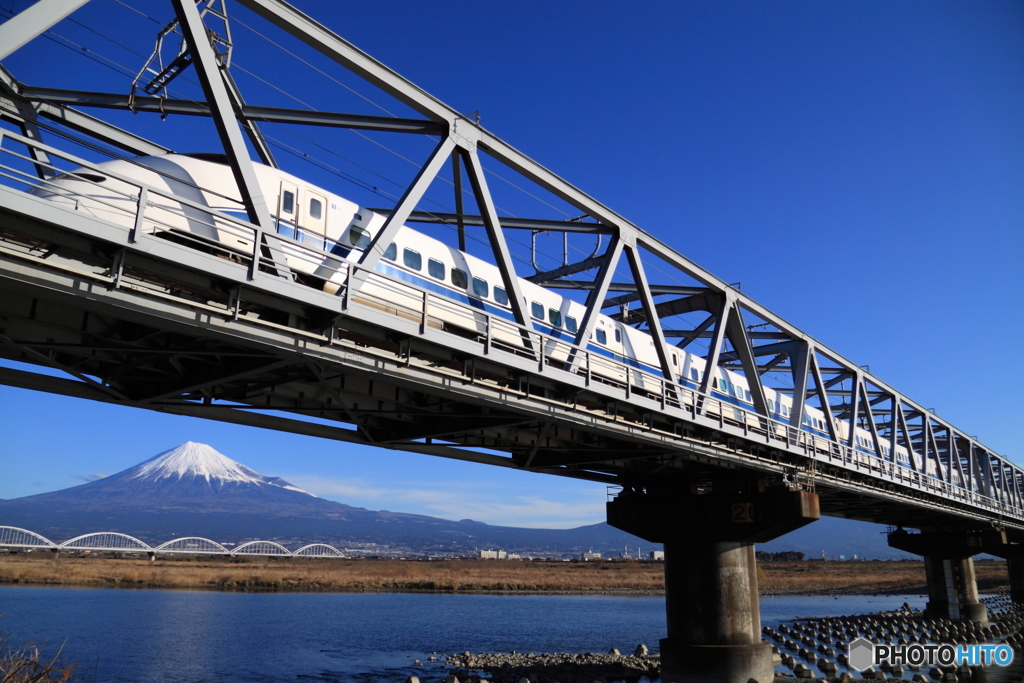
30,153 -> 956,487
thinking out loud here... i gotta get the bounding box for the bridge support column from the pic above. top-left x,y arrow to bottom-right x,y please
888,529 -> 996,623
922,555 -> 987,622
970,541 -> 1024,608
608,481 -> 819,683
1007,557 -> 1024,606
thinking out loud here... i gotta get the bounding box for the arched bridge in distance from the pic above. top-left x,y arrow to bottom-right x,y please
0,3 -> 1020,682
0,526 -> 346,558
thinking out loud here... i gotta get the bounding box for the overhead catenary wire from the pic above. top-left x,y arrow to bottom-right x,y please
18,3 -> 745,366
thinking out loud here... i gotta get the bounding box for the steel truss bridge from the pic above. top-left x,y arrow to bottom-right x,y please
0,1 -> 1020,540
0,526 -> 346,558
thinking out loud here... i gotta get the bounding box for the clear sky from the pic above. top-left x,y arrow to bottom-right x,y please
0,0 -> 1021,529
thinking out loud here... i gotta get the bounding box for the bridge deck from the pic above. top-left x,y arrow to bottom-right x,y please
0,132 -> 1020,534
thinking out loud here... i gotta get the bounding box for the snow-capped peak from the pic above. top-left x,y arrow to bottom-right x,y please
129,442 -> 312,495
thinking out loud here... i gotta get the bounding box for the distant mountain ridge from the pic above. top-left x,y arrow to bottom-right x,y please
0,443 -> 658,556
0,442 -> 911,559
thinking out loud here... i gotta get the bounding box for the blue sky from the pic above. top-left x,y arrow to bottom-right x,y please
0,0 -> 1021,529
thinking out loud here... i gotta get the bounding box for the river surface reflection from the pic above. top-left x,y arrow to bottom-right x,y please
1,586 -> 1014,682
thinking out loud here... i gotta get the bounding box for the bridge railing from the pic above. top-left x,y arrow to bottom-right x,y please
337,257 -> 1023,519
1,129 -> 1021,522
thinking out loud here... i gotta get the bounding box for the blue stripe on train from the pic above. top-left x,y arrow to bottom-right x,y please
281,238 -> 838,440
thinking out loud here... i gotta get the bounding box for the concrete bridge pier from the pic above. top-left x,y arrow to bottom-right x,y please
607,481 -> 819,683
969,542 -> 1024,607
888,529 -> 994,623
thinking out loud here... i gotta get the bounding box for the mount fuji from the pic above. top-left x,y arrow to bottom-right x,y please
0,442 -> 658,556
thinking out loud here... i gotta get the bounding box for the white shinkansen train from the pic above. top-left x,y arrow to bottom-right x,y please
33,153 -> 957,485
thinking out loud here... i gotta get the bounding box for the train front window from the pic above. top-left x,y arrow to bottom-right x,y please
403,248 -> 422,271
428,258 -> 445,280
531,302 -> 544,319
494,287 -> 508,305
565,316 -> 578,333
548,309 -> 562,327
308,198 -> 322,220
348,226 -> 370,249
383,242 -> 397,261
451,268 -> 468,288
281,190 -> 294,214
472,277 -> 489,298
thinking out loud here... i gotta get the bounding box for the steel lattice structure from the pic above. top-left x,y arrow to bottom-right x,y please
0,0 -> 1020,541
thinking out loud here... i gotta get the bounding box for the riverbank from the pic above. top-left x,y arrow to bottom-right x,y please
0,554 -> 1010,595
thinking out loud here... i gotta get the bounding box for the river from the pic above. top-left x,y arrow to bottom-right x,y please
0,586 -> 1004,682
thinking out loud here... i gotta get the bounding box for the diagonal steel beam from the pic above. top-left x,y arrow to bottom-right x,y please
351,135 -> 456,291
451,152 -> 466,251
896,402 -> 923,473
674,314 -> 716,350
856,375 -> 882,455
846,373 -> 861,447
140,358 -> 292,404
171,0 -> 290,280
723,303 -> 768,415
221,69 -> 277,168
572,237 -> 623,350
393,211 -> 613,233
0,0 -> 90,61
528,255 -> 607,284
788,340 -> 811,430
809,353 -> 838,441
463,147 -> 532,331
304,360 -> 374,443
20,86 -> 446,134
697,295 -> 731,414
624,244 -> 674,382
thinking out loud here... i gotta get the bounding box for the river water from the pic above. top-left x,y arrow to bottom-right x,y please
0,586 -> 1004,682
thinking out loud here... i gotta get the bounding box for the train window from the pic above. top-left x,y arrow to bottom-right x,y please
690,368 -> 699,382
309,198 -> 323,220
282,190 -> 294,214
614,328 -> 621,343
719,379 -> 727,391
494,287 -> 508,305
403,248 -> 422,271
531,302 -> 544,319
348,226 -> 370,249
548,309 -> 562,327
768,399 -> 775,412
383,242 -> 397,261
472,277 -> 489,298
782,404 -> 789,417
672,353 -> 678,367
428,258 -> 445,280
745,389 -> 752,402
596,329 -> 607,344
451,268 -> 468,288
565,316 -> 578,333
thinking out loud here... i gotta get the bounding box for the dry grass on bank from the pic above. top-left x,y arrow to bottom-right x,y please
758,560 -> 1009,596
0,635 -> 75,683
0,555 -> 663,593
0,554 -> 1010,595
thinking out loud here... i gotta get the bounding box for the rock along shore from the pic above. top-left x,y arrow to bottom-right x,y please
445,648 -> 659,683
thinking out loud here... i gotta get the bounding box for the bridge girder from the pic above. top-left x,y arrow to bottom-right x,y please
0,0 -> 1018,535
